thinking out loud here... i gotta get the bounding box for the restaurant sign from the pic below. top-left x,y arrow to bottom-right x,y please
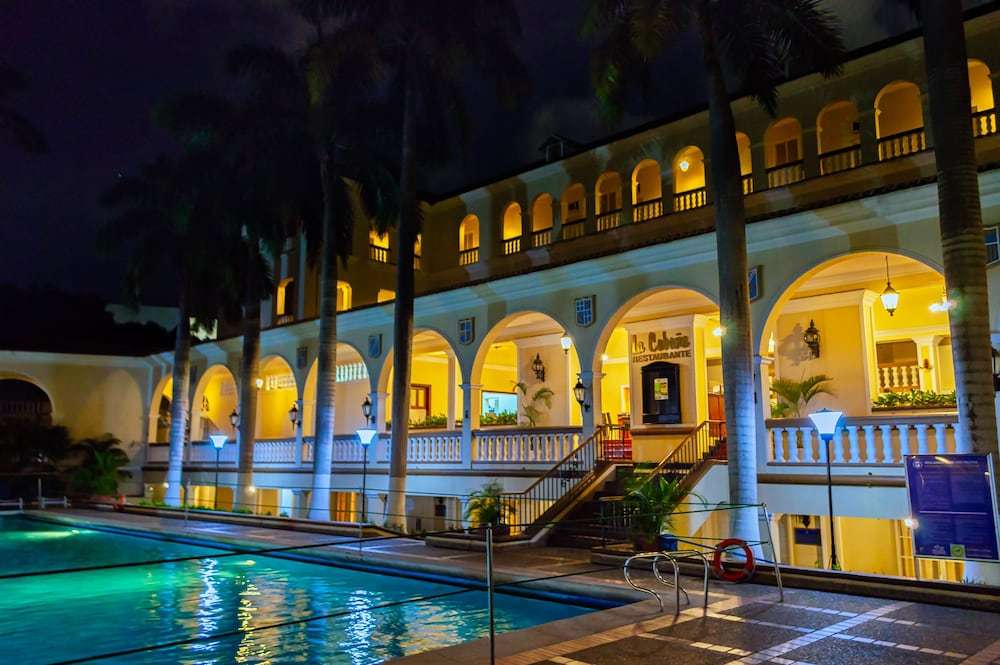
630,330 -> 692,365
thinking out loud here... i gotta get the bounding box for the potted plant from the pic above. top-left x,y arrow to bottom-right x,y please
770,374 -> 834,418
623,475 -> 699,552
68,434 -> 131,505
513,382 -> 554,427
464,480 -> 514,537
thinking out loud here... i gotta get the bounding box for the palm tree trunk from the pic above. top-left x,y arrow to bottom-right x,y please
699,11 -> 760,545
235,240 -> 262,511
164,296 -> 191,507
387,71 -> 418,531
920,0 -> 999,492
308,152 -> 339,520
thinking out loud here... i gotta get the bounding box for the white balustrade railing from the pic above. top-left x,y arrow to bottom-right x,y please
332,435 -> 366,463
254,438 -> 297,464
878,365 -> 921,392
473,428 -> 582,464
187,441 -> 238,464
768,414 -> 960,465
377,431 -> 462,464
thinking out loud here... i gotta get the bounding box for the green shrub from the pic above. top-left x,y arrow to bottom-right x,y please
873,389 -> 956,409
409,414 -> 448,429
480,411 -> 517,426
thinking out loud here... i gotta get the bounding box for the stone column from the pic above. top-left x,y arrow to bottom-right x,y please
373,391 -> 389,434
579,369 -> 597,439
293,398 -> 304,465
754,354 -> 773,468
296,232 -> 308,319
460,383 -> 481,469
801,125 -> 819,179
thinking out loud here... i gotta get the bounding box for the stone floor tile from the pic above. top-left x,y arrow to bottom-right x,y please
652,617 -> 805,653
880,604 -> 1000,634
780,635 -> 961,665
564,635 -> 734,665
842,620 -> 986,654
717,602 -> 845,630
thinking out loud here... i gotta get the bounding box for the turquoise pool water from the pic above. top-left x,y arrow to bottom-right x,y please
0,516 -> 593,664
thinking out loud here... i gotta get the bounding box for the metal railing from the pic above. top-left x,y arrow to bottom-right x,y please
818,144 -> 862,175
642,420 -> 726,488
498,426 -> 608,534
972,108 -> 997,138
633,197 -> 664,222
458,247 -> 479,266
530,228 -> 552,248
877,127 -> 926,161
673,187 -> 708,212
596,209 -> 623,231
369,244 -> 391,264
766,160 -> 805,188
561,219 -> 585,240
502,236 -> 521,255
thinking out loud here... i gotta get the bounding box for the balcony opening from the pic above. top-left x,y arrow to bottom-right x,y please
672,146 -> 707,211
274,277 -> 296,325
631,159 -> 663,222
595,171 -> 623,231
736,132 -> 753,194
302,342 -> 370,438
336,280 -> 351,312
561,182 -> 586,239
530,193 -> 553,248
458,214 -> 479,265
256,355 -> 299,440
970,59 -> 996,137
764,117 -> 804,187
817,101 -> 861,175
381,330 -> 462,431
502,202 -> 522,255
188,364 -> 238,441
369,229 -> 391,264
875,81 -> 926,160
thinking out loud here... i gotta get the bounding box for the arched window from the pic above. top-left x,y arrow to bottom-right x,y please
336,281 -> 352,312
631,160 -> 663,221
502,203 -> 522,255
595,171 -> 623,230
458,214 -> 479,265
970,59 -> 996,137
561,183 -> 586,239
369,229 -> 390,264
764,117 -> 804,187
875,81 -> 926,160
736,133 -> 754,194
672,147 -> 707,211
816,101 -> 861,174
530,194 -> 553,247
275,277 -> 296,323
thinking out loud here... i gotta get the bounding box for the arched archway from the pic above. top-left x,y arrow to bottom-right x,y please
764,117 -> 804,187
736,132 -> 753,194
471,311 -> 581,429
595,171 -> 623,230
0,377 -> 53,425
631,159 -> 663,221
255,355 -> 299,440
302,342 -> 370,437
816,101 -> 861,174
758,251 -> 948,421
875,81 -> 926,160
671,146 -> 707,211
530,193 -> 554,247
594,288 -> 720,446
459,214 -> 480,265
190,364 -> 237,441
561,183 -> 587,239
969,59 -> 996,136
378,329 -> 462,431
502,202 -> 523,255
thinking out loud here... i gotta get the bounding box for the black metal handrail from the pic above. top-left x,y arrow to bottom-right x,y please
876,127 -> 927,161
818,144 -> 862,175
643,419 -> 726,489
498,426 -> 608,534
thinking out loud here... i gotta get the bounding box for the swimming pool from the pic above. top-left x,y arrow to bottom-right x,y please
0,515 -> 595,664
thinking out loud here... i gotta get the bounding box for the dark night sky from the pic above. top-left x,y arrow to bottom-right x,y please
0,1 -> 923,303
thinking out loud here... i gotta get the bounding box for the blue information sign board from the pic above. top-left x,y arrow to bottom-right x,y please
904,454 -> 1000,562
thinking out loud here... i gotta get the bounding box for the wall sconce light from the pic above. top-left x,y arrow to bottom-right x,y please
929,290 -> 955,313
678,158 -> 691,172
531,353 -> 546,382
229,409 -> 240,428
361,395 -> 373,424
560,334 -> 572,355
573,378 -> 590,412
803,319 -> 820,358
880,257 -> 899,316
255,377 -> 264,390
712,326 -> 725,337
288,402 -> 300,428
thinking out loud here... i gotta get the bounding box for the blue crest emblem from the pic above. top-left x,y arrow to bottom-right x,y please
368,334 -> 382,358
458,318 -> 475,346
575,296 -> 595,327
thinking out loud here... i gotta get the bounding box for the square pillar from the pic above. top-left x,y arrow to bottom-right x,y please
447,353 -> 458,430
461,383 -> 481,468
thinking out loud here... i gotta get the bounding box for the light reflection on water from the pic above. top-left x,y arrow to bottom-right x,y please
0,517 -> 592,664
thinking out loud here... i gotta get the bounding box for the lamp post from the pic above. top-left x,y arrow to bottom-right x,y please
358,397 -> 376,523
208,434 -> 228,510
809,408 -> 843,570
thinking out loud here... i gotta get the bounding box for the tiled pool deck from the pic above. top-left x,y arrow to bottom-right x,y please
29,510 -> 1000,665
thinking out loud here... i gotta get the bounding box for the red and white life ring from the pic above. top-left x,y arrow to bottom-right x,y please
711,538 -> 755,582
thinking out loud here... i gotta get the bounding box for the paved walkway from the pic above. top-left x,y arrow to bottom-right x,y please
36,510 -> 1000,665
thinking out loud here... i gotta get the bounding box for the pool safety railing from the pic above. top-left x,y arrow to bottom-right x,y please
39,495 -> 69,509
624,549 -> 709,614
0,497 -> 24,513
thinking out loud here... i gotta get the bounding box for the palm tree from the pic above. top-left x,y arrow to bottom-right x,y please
0,61 -> 45,154
585,0 -> 844,542
99,155 -> 231,507
230,23 -> 396,520
902,1 -> 999,494
770,374 -> 834,418
364,0 -> 529,529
